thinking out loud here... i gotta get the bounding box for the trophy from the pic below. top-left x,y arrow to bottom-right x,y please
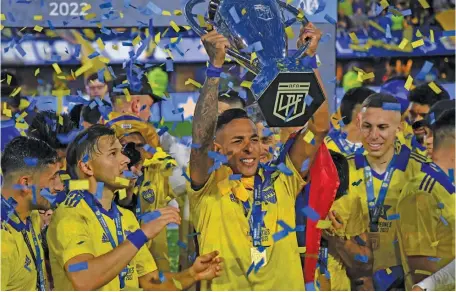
185,0 -> 326,127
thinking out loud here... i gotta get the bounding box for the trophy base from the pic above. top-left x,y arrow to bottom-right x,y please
255,71 -> 326,127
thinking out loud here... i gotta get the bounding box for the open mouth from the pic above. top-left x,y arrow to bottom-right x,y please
240,158 -> 256,167
368,143 -> 382,151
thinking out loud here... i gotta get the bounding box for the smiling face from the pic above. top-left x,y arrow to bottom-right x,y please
84,135 -> 131,190
358,107 -> 401,158
409,102 -> 430,141
255,122 -> 277,163
29,162 -> 64,210
215,118 -> 261,177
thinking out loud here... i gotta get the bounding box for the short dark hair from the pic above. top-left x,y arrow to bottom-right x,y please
408,82 -> 450,107
28,111 -> 77,150
1,136 -> 58,182
424,100 -> 456,127
329,150 -> 349,200
66,124 -> 116,179
218,90 -> 246,109
1,71 -> 21,108
216,108 -> 251,132
432,109 -> 455,151
340,87 -> 376,124
361,92 -> 399,110
81,100 -> 111,125
86,73 -> 105,85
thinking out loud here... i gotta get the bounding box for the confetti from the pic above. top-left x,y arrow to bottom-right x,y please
431,241 -> 439,247
177,240 -> 188,250
355,254 -> 368,263
229,6 -> 240,24
411,39 -> 424,49
68,262 -> 89,272
428,257 -> 441,262
418,0 -> 430,9
300,206 -> 320,222
185,78 -> 202,88
60,174 -> 71,181
437,202 -> 444,209
385,24 -> 391,39
140,210 -> 161,223
430,29 -> 435,43
362,72 -> 375,81
33,25 -> 43,32
316,220 -> 332,229
404,75 -> 413,90
398,39 -> 408,50
303,131 -> 315,144
229,174 -> 242,180
52,63 -> 62,74
349,32 -> 359,44
428,82 -> 442,94
285,26 -> 295,39
401,9 -> 411,16
324,14 -> 336,25
382,102 -> 401,111
69,180 -> 90,191
379,0 -> 389,8
240,81 -> 252,88
158,271 -> 166,283
386,268 -> 392,274
169,20 -> 180,32
416,29 -> 423,38
96,182 -> 104,201
118,189 -> 127,200
81,4 -> 92,12
277,163 -> 293,176
416,61 -> 434,80
387,214 -> 400,220
115,177 -> 130,187
440,215 -> 448,226
75,63 -> 93,77
415,269 -> 432,276
24,157 -> 38,166
172,278 -> 183,290
300,159 -> 310,172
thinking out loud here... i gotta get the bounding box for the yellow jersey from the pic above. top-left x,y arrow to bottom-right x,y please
331,145 -> 428,273
188,154 -> 306,290
1,207 -> 48,291
397,165 -> 455,290
324,129 -> 364,156
47,190 -> 157,290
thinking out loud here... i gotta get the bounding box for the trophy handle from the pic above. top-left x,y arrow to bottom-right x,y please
184,0 -> 260,75
277,0 -> 311,60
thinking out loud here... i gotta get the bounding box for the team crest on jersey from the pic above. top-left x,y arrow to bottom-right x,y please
24,255 -> 32,272
141,189 -> 156,204
101,233 -> 110,243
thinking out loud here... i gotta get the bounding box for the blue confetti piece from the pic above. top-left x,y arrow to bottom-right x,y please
157,126 -> 169,136
354,254 -> 368,263
229,174 -> 242,180
440,215 -> 448,226
78,134 -> 88,145
385,24 -> 392,39
304,95 -> 313,106
295,225 -> 305,232
187,231 -> 201,238
122,171 -> 135,179
228,81 -> 234,88
277,162 -> 293,176
140,210 -> 161,223
305,282 -> 316,291
82,154 -> 89,163
428,257 -> 441,262
88,52 -> 100,59
340,131 -> 348,139
324,14 -> 336,25
7,197 -> 18,209
47,20 -> 55,30
449,169 -> 454,184
246,261 -> 255,277
12,184 -> 28,191
429,112 -> 435,125
416,61 -> 434,80
208,161 -> 223,174
177,240 -> 188,250
15,45 -> 26,57
442,30 -> 456,37
387,213 -> 400,220
382,102 -> 401,111
68,262 -> 89,272
190,143 -> 201,149
181,168 -> 192,183
6,12 -> 15,22
229,6 -> 241,24
40,188 -> 56,205
165,58 -> 174,72
254,258 -> 265,274
31,185 -> 37,205
321,33 -> 331,43
208,151 -> 228,164
24,158 -> 38,166
401,9 -> 412,16
262,127 -> 273,137
300,159 -> 310,172
96,182 -> 104,201
147,1 -> 162,14
99,2 -> 112,9
143,144 -> 156,154
277,220 -> 293,232
300,206 -> 320,222
437,202 -> 444,209
57,129 -> 80,145
354,235 -> 367,246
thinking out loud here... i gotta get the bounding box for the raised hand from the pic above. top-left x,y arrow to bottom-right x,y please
189,251 -> 223,281
140,206 -> 181,240
201,29 -> 230,68
297,22 -> 322,57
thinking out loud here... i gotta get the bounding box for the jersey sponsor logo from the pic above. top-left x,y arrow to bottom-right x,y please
101,233 -> 110,243
125,265 -> 135,281
141,189 -> 156,204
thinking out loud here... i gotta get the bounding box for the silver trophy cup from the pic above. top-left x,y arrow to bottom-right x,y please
185,0 -> 326,127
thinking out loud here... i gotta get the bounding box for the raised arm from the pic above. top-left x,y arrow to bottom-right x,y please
190,30 -> 230,188
289,23 -> 330,177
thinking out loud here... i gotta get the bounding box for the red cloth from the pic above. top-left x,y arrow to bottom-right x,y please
303,143 -> 339,284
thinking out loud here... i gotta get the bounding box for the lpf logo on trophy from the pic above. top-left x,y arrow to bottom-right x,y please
185,0 -> 326,127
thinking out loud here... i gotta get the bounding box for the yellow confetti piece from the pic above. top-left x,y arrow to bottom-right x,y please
297,247 -> 307,254
115,177 -> 130,187
163,252 -> 170,262
398,39 -> 409,50
52,63 -> 62,74
15,121 -> 28,130
170,20 -> 180,32
51,89 -> 70,98
172,278 -> 183,290
362,72 -> 375,81
34,68 -> 40,76
349,32 -> 359,44
154,32 -> 161,44
132,35 -> 141,46
182,25 -> 191,31
112,44 -> 119,50
303,131 -> 315,144
418,0 -> 430,9
174,10 -> 182,16
316,220 -> 332,229
162,10 -> 172,16
380,0 -> 389,8
428,82 -> 442,94
416,30 -> 423,38
10,87 -> 22,97
241,8 -> 247,15
431,241 -> 439,247
15,111 -> 27,122
33,15 -> 43,21
119,12 -> 124,18
69,180 -> 90,191
96,38 -> 105,51
197,14 -> 206,28
33,25 -> 43,32
6,74 -> 12,85
415,269 -> 432,276
0,14 -> 5,21
85,13 -> 97,20
368,20 -> 385,33
430,30 -> 434,43
185,78 -> 202,88
3,108 -> 11,117
240,81 -> 252,89
411,39 -> 424,48
60,174 -> 71,181
250,52 -> 257,64
160,116 -> 165,126
165,49 -> 174,60
285,26 -> 295,39
0,25 -> 4,31
118,189 -> 127,200
81,3 -> 91,11
404,75 -> 413,90
56,75 -> 67,80
122,88 -> 131,102
75,62 -> 93,77
386,268 -> 392,275
98,57 -> 110,64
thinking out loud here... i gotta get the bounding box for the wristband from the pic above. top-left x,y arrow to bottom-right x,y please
206,63 -> 223,78
127,229 -> 148,250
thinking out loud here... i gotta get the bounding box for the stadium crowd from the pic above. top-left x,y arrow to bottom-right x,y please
1,13 -> 455,292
